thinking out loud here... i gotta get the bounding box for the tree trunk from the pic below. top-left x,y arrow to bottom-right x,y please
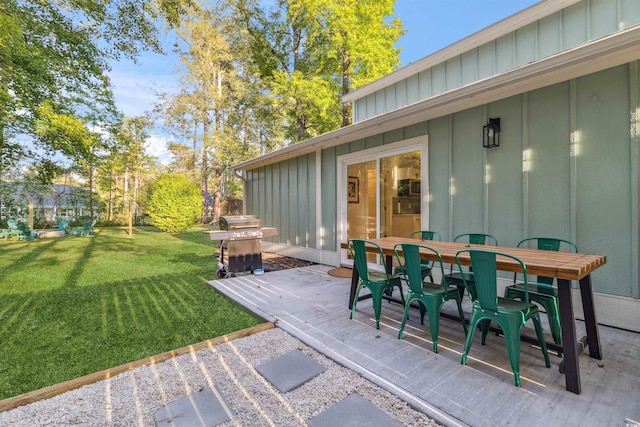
201,121 -> 210,223
88,165 -> 95,220
342,49 -> 351,127
107,170 -> 113,226
212,162 -> 223,224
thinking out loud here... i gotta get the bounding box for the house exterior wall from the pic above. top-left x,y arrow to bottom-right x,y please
354,0 -> 640,123
425,63 -> 637,299
245,153 -> 317,251
245,62 -> 639,302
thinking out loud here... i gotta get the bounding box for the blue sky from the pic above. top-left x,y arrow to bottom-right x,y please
108,0 -> 539,163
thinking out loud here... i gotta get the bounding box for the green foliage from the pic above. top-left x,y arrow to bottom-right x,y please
236,0 -> 404,141
147,174 -> 201,232
0,0 -> 194,172
0,226 -> 260,399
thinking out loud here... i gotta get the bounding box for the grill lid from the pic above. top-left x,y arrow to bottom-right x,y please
219,215 -> 262,230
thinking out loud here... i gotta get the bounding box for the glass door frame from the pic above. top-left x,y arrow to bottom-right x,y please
336,135 -> 429,267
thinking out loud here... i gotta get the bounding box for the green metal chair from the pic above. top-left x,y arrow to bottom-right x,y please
7,219 -> 19,238
444,233 -> 498,300
456,249 -> 551,386
504,237 -> 578,350
348,238 -> 405,329
393,230 -> 442,283
8,220 -> 34,240
71,219 -> 96,237
56,219 -> 70,233
394,243 -> 467,352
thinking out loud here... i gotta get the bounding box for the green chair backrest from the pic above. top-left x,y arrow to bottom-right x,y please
454,233 -> 498,246
457,249 -> 530,310
58,219 -> 70,230
348,239 -> 388,283
451,233 -> 497,275
408,230 -> 442,241
7,219 -> 18,231
394,243 -> 446,294
516,237 -> 578,286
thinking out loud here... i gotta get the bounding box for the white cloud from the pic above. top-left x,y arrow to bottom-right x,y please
146,133 -> 173,165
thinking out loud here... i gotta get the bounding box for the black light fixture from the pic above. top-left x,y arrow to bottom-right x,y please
483,117 -> 501,148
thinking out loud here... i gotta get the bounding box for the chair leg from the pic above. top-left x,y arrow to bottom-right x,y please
453,294 -> 468,335
418,301 -> 426,324
500,320 -> 524,387
531,314 -> 551,368
480,319 -> 491,345
543,299 -> 562,348
350,284 -> 363,320
398,297 -> 413,339
370,289 -> 384,330
396,283 -> 406,306
461,311 -> 481,365
426,300 -> 444,353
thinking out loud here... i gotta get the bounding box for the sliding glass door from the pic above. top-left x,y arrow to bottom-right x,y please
339,141 -> 425,266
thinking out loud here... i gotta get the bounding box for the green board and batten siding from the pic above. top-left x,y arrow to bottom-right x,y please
246,154 -> 316,249
355,0 -> 640,122
243,0 -> 640,304
246,63 -> 640,300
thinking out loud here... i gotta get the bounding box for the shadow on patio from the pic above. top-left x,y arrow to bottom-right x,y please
209,264 -> 640,427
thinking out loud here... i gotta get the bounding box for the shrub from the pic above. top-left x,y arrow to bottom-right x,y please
146,174 -> 201,233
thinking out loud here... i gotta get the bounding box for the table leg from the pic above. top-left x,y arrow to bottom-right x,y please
579,274 -> 602,359
557,278 -> 581,394
348,265 -> 360,309
384,255 -> 393,273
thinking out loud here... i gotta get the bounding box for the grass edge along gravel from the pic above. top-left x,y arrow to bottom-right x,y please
0,322 -> 275,413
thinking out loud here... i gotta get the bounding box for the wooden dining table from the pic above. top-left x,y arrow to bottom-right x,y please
341,237 -> 607,394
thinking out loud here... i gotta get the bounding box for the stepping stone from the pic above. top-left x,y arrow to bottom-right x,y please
255,349 -> 326,393
307,394 -> 403,427
154,386 -> 234,427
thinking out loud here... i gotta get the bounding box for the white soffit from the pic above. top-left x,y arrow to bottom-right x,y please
233,24 -> 640,171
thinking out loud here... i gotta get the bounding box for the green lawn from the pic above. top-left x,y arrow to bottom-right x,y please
0,226 -> 261,400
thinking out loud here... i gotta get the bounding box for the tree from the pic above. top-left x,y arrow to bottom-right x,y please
118,116 -> 157,234
158,4 -> 272,224
146,173 -> 201,233
0,0 -> 194,177
302,0 -> 404,126
234,0 -> 404,142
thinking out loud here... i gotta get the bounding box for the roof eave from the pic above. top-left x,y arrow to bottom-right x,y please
342,0 -> 580,103
233,25 -> 640,171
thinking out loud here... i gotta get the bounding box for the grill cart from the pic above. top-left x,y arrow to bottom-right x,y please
204,215 -> 278,277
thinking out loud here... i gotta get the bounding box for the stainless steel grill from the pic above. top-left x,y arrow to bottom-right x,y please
205,215 -> 277,277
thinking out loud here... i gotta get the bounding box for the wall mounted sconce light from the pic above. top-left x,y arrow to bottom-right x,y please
483,117 -> 501,148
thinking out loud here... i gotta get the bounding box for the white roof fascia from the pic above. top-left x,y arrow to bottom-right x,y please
233,24 -> 640,171
343,0 -> 581,103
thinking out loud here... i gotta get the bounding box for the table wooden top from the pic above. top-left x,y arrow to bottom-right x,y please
341,237 -> 606,281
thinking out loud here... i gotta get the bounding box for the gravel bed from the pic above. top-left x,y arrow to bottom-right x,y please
0,328 -> 441,426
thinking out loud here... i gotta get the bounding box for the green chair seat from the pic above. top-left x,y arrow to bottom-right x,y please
395,243 -> 467,353
457,249 -> 551,387
503,237 -> 578,350
348,239 -> 405,330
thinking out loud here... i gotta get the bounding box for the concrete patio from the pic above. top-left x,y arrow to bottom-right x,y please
209,264 -> 640,427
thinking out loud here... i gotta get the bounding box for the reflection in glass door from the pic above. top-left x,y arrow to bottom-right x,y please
346,161 -> 377,240
344,151 -> 421,263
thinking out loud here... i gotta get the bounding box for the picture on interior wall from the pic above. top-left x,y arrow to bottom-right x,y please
347,176 -> 359,203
